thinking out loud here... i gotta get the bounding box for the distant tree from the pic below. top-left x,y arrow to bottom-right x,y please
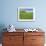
20,10 -> 26,13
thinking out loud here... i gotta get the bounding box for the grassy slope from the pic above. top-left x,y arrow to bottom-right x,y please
20,11 -> 33,19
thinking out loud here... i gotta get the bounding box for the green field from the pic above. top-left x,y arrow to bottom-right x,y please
19,11 -> 33,19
